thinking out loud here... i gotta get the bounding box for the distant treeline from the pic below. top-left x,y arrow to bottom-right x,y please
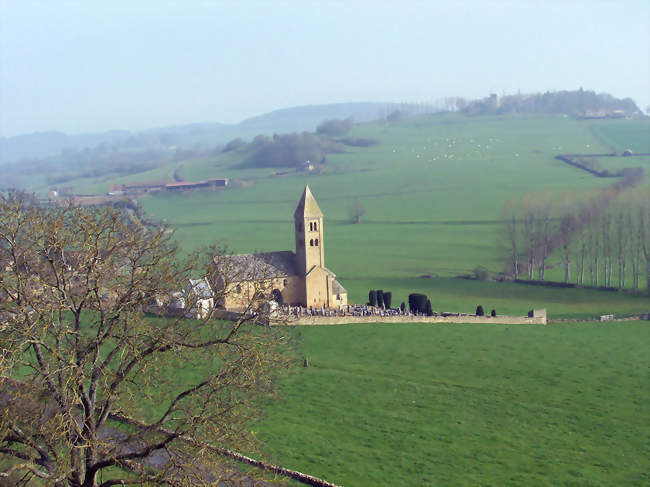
225,119 -> 379,169
0,131 -> 220,190
463,89 -> 640,117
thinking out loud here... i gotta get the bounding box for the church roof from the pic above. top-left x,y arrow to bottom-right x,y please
215,251 -> 298,281
294,185 -> 323,219
332,279 -> 347,295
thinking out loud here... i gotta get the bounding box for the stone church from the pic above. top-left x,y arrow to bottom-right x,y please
216,186 -> 347,310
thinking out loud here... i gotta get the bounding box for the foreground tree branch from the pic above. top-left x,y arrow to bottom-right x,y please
0,192 -> 303,486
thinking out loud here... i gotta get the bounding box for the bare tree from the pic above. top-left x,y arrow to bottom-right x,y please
602,212 -> 613,287
349,198 -> 366,224
641,205 -> 650,294
559,213 -> 576,283
615,210 -> 629,289
500,200 -> 520,280
535,202 -> 552,280
0,194 -> 291,486
588,221 -> 600,286
523,207 -> 536,280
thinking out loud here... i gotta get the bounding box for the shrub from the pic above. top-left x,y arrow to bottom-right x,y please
400,302 -> 405,312
408,293 -> 428,314
476,305 -> 484,316
376,290 -> 384,308
490,309 -> 496,317
242,132 -> 344,169
339,137 -> 379,147
368,290 -> 377,307
472,266 -> 489,281
222,137 -> 246,152
425,300 -> 433,316
316,118 -> 353,136
383,292 -> 392,309
386,110 -> 403,123
271,289 -> 283,305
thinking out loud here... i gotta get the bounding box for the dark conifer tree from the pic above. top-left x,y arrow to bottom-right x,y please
376,290 -> 384,308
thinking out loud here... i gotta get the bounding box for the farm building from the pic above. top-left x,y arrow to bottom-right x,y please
215,186 -> 347,310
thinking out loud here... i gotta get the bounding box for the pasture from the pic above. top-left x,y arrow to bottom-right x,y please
256,321 -> 650,486
14,113 -> 649,485
138,113 -> 649,312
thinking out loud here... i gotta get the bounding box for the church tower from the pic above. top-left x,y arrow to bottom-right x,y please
294,185 -> 324,275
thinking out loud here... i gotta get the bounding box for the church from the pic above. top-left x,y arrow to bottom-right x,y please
215,186 -> 348,310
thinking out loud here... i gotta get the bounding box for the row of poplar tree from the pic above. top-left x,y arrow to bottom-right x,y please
501,183 -> 649,292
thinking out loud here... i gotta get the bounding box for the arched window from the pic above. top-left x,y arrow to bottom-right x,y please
314,222 -> 318,231
283,279 -> 287,286
235,285 -> 241,294
310,239 -> 314,247
309,222 -> 313,231
315,239 -> 319,246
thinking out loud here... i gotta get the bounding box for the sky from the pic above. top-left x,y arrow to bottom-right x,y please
1,0 -> 648,137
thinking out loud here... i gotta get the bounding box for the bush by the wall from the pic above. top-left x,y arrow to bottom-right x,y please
400,302 -> 405,312
476,305 -> 484,316
490,309 -> 496,317
368,290 -> 377,307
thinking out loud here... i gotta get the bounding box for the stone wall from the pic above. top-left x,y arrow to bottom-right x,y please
275,311 -> 547,326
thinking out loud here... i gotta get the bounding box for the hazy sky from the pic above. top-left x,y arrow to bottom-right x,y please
1,0 -> 648,137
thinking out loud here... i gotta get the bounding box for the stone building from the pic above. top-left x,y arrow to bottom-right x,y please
216,186 -> 347,310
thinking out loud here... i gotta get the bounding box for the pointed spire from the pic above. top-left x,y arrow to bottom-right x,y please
294,185 -> 323,218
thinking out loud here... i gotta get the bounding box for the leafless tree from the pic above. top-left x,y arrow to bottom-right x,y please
601,212 -> 613,287
500,200 -> 520,280
640,205 -> 650,294
349,198 -> 366,224
559,213 -> 576,283
0,194 -> 293,486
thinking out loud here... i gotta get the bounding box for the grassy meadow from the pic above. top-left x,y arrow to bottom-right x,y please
34,113 -> 649,485
135,113 -> 649,316
256,321 -> 649,486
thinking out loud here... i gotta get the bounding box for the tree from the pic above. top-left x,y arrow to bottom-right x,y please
490,309 -> 496,317
400,302 -> 405,313
316,118 -> 353,136
376,290 -> 384,308
0,194 -> 290,486
408,293 -> 427,314
386,110 -> 403,123
475,305 -> 484,316
500,199 -> 520,280
272,288 -> 284,305
350,198 -> 366,224
424,300 -> 433,317
383,292 -> 392,309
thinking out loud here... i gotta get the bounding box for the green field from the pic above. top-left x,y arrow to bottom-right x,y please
31,113 -> 649,485
135,113 -> 649,312
256,321 -> 650,486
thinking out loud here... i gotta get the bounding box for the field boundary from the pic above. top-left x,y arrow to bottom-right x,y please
274,313 -> 546,326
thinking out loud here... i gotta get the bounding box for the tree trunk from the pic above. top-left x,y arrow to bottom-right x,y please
563,245 -> 570,284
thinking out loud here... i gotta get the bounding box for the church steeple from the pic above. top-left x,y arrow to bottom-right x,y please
294,186 -> 324,275
293,185 -> 323,219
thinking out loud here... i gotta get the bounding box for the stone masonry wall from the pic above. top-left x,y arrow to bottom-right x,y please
275,313 -> 547,326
